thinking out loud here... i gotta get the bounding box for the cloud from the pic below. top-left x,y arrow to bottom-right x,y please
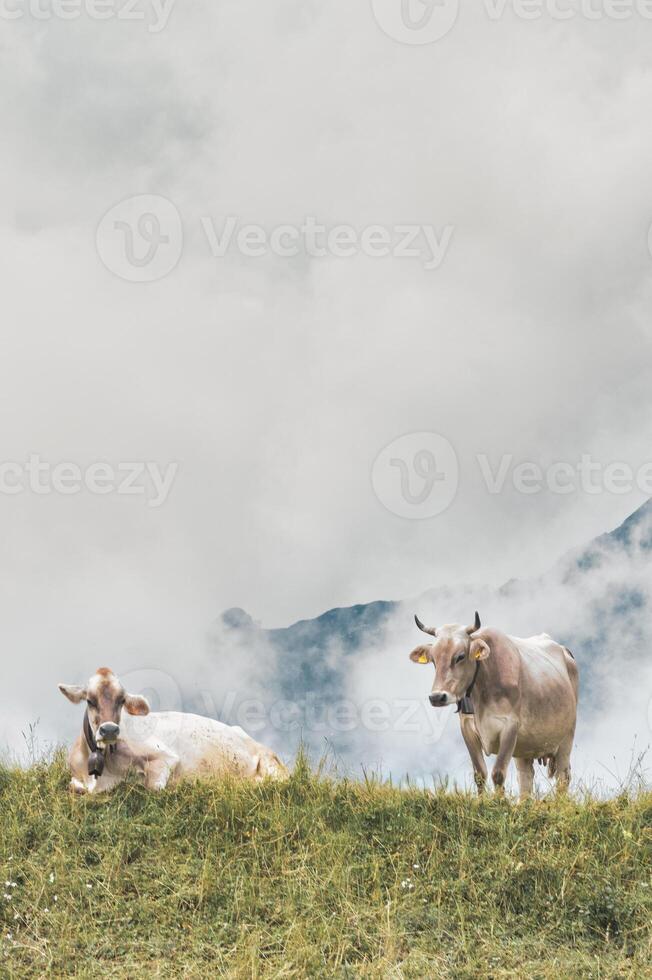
1,3 -> 651,777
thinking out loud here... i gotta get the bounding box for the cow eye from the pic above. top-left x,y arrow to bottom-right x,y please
87,698 -> 98,709
454,653 -> 466,665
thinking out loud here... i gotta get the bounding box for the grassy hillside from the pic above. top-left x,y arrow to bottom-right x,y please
0,755 -> 650,978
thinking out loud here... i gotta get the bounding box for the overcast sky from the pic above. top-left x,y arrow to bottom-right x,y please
2,2 -> 652,755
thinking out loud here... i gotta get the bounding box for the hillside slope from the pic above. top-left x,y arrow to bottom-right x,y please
1,757 -> 650,978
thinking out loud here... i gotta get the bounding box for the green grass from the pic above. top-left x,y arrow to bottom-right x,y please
0,753 -> 650,978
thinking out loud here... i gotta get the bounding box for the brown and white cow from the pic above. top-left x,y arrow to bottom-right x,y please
59,667 -> 287,794
409,613 -> 578,799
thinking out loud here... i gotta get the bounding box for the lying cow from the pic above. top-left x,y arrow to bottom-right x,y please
409,613 -> 578,799
59,667 -> 287,794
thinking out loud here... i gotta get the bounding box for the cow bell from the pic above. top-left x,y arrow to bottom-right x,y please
456,696 -> 475,715
87,751 -> 106,777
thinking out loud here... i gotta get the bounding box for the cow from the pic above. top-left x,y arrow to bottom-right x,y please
409,613 -> 578,799
58,667 -> 287,794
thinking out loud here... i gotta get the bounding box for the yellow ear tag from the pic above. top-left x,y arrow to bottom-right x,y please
474,649 -> 483,660
418,653 -> 429,664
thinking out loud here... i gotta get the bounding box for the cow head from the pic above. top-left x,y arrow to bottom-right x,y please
409,612 -> 489,707
58,668 -> 150,746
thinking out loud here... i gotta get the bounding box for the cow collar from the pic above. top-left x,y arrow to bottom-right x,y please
83,709 -> 115,778
456,660 -> 481,716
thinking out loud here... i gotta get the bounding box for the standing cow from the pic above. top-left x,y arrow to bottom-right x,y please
409,613 -> 578,799
59,667 -> 287,794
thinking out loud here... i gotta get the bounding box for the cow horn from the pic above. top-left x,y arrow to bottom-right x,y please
414,614 -> 437,637
466,611 -> 481,635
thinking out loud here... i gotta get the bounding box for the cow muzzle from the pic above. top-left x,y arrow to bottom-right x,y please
428,691 -> 451,708
97,722 -> 120,743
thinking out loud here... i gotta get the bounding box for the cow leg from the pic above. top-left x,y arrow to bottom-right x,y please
144,752 -> 179,791
515,757 -> 534,801
552,735 -> 573,794
492,722 -> 518,795
459,714 -> 487,794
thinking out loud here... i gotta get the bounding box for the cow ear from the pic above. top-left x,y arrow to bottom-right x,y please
124,694 -> 150,716
58,683 -> 87,704
469,638 -> 490,661
409,645 -> 432,665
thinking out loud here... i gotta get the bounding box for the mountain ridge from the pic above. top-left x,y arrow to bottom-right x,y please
220,497 -> 652,639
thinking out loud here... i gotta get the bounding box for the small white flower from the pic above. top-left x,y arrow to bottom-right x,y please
413,863 -> 420,870
53,895 -> 58,903
12,914 -> 18,921
3,895 -> 11,902
10,883 -> 16,889
44,909 -> 49,914
48,873 -> 55,884
86,884 -> 92,890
